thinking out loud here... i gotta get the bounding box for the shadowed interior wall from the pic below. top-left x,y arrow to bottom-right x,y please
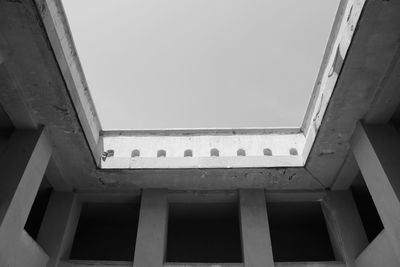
351,173 -> 384,243
24,177 -> 52,240
70,202 -> 140,261
166,202 -> 243,263
267,201 -> 335,262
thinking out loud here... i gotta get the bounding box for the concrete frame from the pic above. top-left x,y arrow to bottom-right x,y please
37,192 -> 82,267
0,0 -> 400,267
239,189 -> 274,267
351,122 -> 400,265
321,191 -> 368,267
2,126 -> 399,267
133,189 -> 169,267
53,189 -> 348,267
1,0 -> 397,190
0,128 -> 52,266
34,0 -> 365,169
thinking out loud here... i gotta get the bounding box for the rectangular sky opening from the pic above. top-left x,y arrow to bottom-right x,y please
63,0 -> 340,130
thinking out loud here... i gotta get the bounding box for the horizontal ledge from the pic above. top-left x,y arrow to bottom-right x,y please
61,261 -> 345,267
101,127 -> 301,137
76,190 -> 327,204
164,264 -> 242,267
60,260 -> 131,267
275,262 -> 345,267
101,155 -> 303,169
165,262 -> 345,267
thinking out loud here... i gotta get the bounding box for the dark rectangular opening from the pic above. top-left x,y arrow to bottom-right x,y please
267,201 -> 335,262
70,201 -> 140,261
166,202 -> 242,263
351,172 -> 384,243
24,176 -> 53,240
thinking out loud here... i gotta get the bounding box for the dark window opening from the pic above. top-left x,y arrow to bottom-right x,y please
210,148 -> 219,157
267,201 -> 335,262
166,202 -> 242,263
157,149 -> 166,157
24,176 -> 53,240
263,148 -> 272,156
131,149 -> 140,157
70,201 -> 140,261
184,149 -> 193,157
351,172 -> 384,243
237,149 -> 246,156
289,148 -> 298,155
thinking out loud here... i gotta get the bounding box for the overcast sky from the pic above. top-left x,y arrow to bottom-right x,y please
63,0 -> 340,130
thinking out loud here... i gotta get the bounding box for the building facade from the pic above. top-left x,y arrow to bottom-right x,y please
1,0 -> 400,266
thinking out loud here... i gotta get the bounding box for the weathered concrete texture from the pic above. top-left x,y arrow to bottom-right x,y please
0,0 -> 95,192
305,0 -> 400,188
0,0 -> 399,191
0,0 -> 320,191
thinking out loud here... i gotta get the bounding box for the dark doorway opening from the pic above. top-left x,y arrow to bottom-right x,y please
70,201 -> 140,261
267,201 -> 335,262
166,202 -> 243,263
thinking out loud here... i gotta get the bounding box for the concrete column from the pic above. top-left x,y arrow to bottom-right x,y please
321,190 -> 368,266
37,192 -> 81,266
133,189 -> 168,267
0,128 -> 52,266
351,122 -> 400,261
239,189 -> 274,267
356,230 -> 400,267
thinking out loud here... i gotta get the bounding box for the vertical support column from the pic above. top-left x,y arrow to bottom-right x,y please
351,122 -> 400,261
37,192 -> 81,266
322,190 -> 369,266
133,189 -> 168,267
0,128 -> 52,266
239,189 -> 274,267
356,229 -> 400,267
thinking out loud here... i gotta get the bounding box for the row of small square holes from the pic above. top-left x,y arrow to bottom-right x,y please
130,148 -> 298,158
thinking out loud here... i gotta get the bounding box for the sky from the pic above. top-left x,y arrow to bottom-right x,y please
62,0 -> 340,130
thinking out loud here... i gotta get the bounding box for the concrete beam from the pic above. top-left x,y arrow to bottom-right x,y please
331,153 -> 359,190
60,262 -> 346,267
133,189 -> 169,267
164,264 -> 242,267
239,189 -> 274,267
355,230 -> 400,267
45,157 -> 73,192
0,128 -> 52,266
321,191 -> 368,266
37,192 -> 81,267
59,261 -> 131,267
275,263 -> 345,267
351,122 -> 400,261
34,0 -> 103,165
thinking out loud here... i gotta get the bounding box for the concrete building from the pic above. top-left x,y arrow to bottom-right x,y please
0,0 -> 400,266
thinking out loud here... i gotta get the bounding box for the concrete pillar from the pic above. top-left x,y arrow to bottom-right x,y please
351,122 -> 400,261
321,190 -> 369,266
239,189 -> 274,267
133,189 -> 168,267
37,192 -> 81,266
0,128 -> 52,266
356,230 -> 400,267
